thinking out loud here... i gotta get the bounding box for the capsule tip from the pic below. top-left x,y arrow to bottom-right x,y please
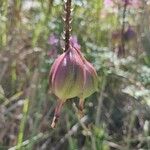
51,116 -> 57,128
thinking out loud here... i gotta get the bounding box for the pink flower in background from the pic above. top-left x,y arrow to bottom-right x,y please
122,0 -> 131,5
104,0 -> 114,8
47,34 -> 59,58
123,0 -> 141,8
70,36 -> 81,50
48,34 -> 59,46
104,0 -> 141,8
122,0 -> 142,8
129,0 -> 141,8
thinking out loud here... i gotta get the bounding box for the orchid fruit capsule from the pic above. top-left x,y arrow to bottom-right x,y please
49,46 -> 85,101
49,44 -> 98,127
49,46 -> 85,128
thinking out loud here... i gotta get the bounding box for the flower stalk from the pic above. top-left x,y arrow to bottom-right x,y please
51,101 -> 64,128
64,0 -> 72,52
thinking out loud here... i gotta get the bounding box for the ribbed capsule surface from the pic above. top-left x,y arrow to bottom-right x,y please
73,47 -> 98,99
49,46 -> 84,100
81,60 -> 98,99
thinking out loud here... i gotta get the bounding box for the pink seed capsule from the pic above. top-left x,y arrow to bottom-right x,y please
49,44 -> 98,127
49,46 -> 85,101
49,46 -> 85,128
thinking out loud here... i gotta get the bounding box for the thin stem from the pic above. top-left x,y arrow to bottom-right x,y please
79,98 -> 84,111
64,0 -> 72,52
121,2 -> 127,56
126,110 -> 136,150
95,77 -> 106,126
51,100 -> 64,128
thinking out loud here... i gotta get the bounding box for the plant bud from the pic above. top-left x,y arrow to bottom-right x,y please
49,46 -> 84,100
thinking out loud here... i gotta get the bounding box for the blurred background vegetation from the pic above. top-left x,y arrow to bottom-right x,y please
0,0 -> 150,150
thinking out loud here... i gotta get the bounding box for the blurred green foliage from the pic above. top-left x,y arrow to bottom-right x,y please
0,0 -> 149,150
